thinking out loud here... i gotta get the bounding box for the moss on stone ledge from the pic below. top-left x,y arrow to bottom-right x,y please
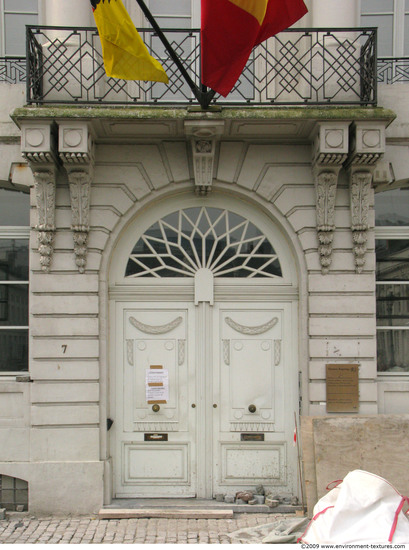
12,104 -> 396,125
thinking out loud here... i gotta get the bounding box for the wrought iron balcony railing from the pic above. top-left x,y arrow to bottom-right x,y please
378,57 -> 409,84
0,57 -> 26,84
6,26 -> 379,107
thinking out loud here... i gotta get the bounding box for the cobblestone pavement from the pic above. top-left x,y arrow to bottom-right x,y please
0,513 -> 278,544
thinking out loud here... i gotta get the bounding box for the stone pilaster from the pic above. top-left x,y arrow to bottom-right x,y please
58,122 -> 94,273
21,121 -> 59,272
312,122 -> 350,274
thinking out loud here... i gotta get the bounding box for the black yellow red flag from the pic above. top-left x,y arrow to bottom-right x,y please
201,0 -> 308,96
91,0 -> 168,82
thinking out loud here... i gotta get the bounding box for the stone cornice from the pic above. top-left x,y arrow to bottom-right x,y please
11,106 -> 397,123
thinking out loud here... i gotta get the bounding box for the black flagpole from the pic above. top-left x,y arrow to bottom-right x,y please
134,0 -> 216,109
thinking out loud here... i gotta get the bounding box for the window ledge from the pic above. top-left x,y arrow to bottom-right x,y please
0,373 -> 30,382
377,371 -> 409,378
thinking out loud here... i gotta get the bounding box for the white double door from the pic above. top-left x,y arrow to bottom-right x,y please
113,298 -> 298,499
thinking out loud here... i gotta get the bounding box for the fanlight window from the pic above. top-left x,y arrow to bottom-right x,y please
125,207 -> 283,279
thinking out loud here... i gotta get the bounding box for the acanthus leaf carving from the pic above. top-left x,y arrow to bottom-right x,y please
67,169 -> 92,274
33,169 -> 56,272
350,171 -> 372,273
314,171 -> 338,274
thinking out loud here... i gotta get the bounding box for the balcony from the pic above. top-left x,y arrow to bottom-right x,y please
1,26 -> 382,108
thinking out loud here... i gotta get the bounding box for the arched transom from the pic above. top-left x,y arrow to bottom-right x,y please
125,207 -> 283,279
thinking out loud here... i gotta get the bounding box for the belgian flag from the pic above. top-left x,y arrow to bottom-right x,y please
201,0 -> 308,96
91,0 -> 168,83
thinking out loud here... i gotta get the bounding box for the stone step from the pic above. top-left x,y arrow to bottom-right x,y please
98,508 -> 234,519
101,498 -> 303,516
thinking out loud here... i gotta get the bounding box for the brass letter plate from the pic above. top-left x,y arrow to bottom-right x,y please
241,433 -> 265,441
144,433 -> 168,441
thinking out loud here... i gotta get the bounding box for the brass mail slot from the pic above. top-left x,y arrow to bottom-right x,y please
144,433 -> 168,441
241,433 -> 265,441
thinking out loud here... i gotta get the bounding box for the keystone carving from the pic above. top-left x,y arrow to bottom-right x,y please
184,121 -> 225,195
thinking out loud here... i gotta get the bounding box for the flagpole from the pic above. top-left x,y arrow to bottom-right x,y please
133,0 -> 216,109
294,411 -> 306,514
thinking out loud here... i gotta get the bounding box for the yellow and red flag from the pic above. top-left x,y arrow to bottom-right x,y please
201,0 -> 308,96
91,0 -> 168,83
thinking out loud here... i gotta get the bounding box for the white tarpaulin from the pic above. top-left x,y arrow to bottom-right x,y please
299,469 -> 409,544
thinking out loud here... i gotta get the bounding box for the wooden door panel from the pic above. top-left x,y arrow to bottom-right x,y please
115,304 -> 196,497
124,309 -> 188,432
220,308 -> 283,433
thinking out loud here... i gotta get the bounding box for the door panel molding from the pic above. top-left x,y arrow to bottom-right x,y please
220,442 -> 286,486
225,315 -> 279,335
122,442 -> 191,486
129,315 -> 183,334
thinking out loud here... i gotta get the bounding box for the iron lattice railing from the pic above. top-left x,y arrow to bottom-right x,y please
377,57 -> 409,84
12,26 -> 378,106
0,57 -> 26,84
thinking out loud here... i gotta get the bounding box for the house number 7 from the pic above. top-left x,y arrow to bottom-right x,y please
62,345 -> 68,354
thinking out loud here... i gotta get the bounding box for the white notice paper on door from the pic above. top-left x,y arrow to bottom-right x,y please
146,368 -> 169,403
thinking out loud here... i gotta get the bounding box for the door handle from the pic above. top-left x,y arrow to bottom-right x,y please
152,404 -> 160,412
248,404 -> 256,413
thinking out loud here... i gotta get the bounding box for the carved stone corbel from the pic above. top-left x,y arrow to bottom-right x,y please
346,122 -> 386,273
67,169 -> 92,273
184,121 -> 224,195
58,122 -> 94,273
21,121 -> 58,272
350,171 -> 372,273
314,170 -> 339,274
32,169 -> 56,272
312,122 -> 350,274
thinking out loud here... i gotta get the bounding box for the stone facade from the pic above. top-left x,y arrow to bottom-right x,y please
0,0 -> 408,515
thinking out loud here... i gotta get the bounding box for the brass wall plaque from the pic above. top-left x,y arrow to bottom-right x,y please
144,433 -> 168,441
326,364 -> 359,413
241,433 -> 265,441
